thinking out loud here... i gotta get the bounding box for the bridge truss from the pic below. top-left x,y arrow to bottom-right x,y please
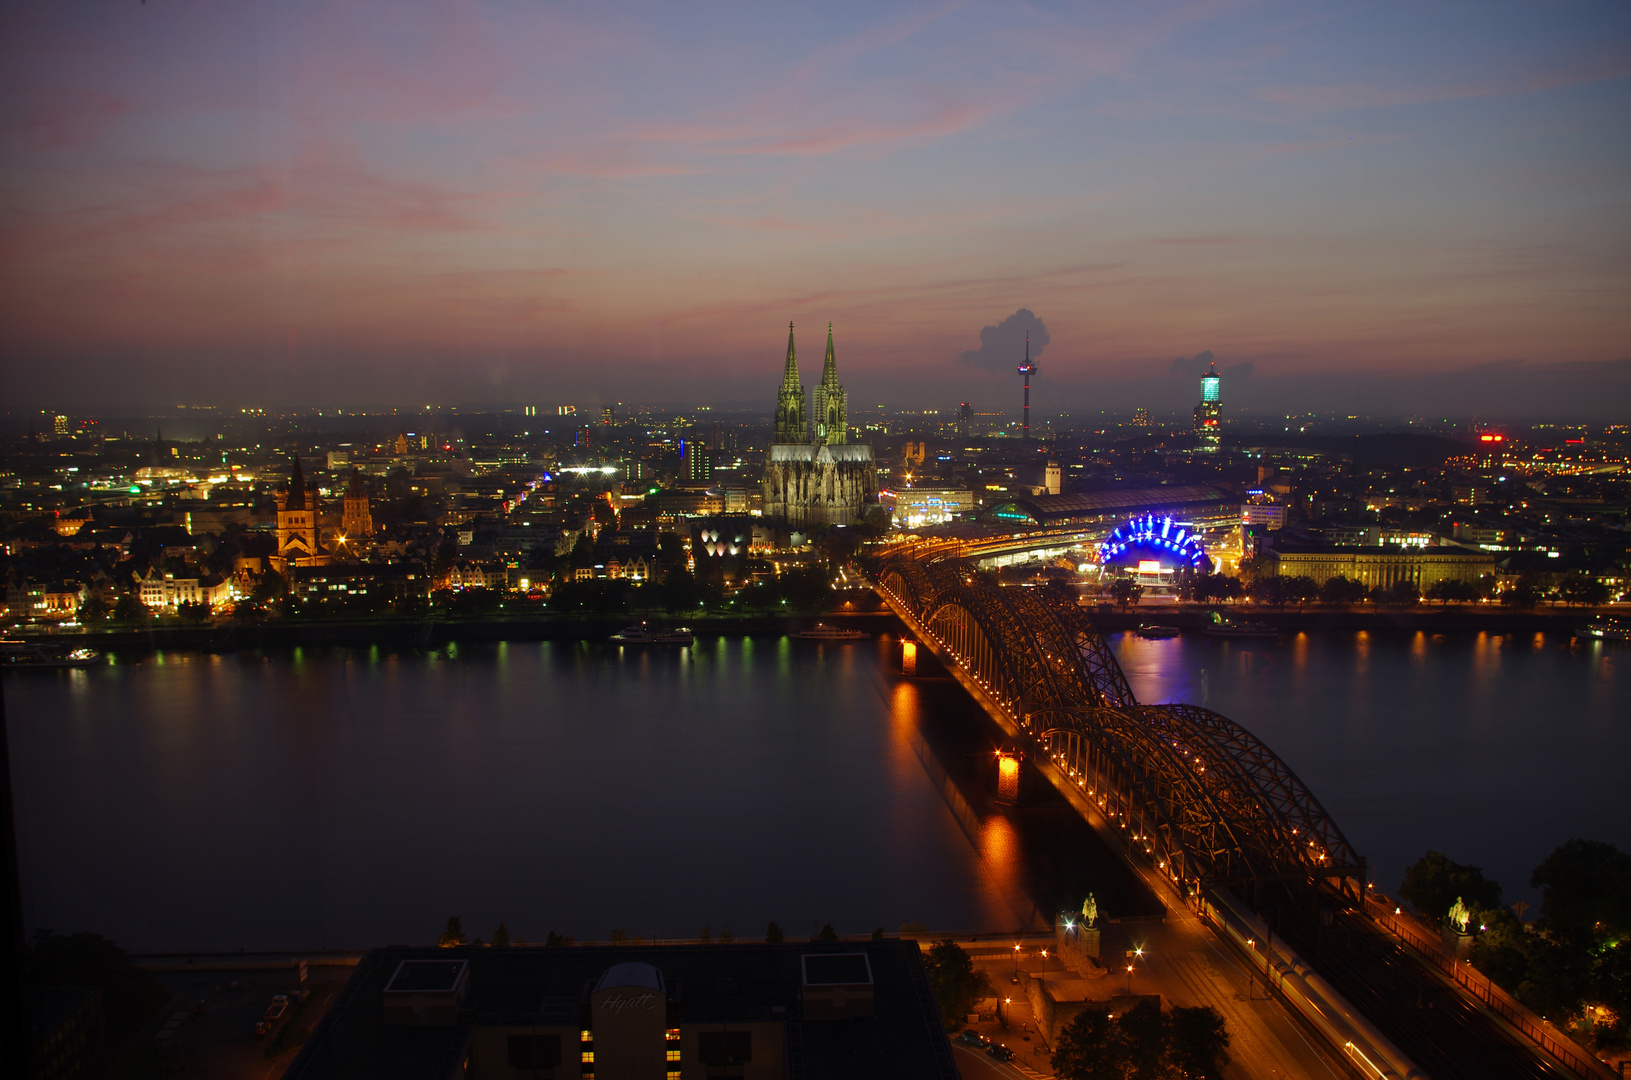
875,549 -> 1365,904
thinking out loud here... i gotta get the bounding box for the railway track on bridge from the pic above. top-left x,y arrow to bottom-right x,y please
867,544 -> 1609,1080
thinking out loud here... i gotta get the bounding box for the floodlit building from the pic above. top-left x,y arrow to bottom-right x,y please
762,323 -> 877,527
272,458 -> 331,573
884,486 -> 974,530
1262,542 -> 1495,591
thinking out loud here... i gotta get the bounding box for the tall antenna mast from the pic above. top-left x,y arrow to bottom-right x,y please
1017,333 -> 1035,441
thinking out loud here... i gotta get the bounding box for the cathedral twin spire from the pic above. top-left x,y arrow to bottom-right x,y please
773,321 -> 847,445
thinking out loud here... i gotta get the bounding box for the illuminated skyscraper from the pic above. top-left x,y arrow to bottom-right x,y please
1193,360 -> 1222,452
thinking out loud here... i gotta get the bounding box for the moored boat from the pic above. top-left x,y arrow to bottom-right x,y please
1,641 -> 103,668
1135,624 -> 1180,639
1202,619 -> 1279,639
792,624 -> 868,641
609,625 -> 694,645
1581,617 -> 1631,642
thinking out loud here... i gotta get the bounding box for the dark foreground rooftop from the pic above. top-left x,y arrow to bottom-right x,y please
284,939 -> 957,1080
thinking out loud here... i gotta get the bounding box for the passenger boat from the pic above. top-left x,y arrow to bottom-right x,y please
1134,624 -> 1180,639
792,624 -> 868,641
1581,617 -> 1631,642
1201,619 -> 1279,639
609,625 -> 694,645
0,641 -> 103,668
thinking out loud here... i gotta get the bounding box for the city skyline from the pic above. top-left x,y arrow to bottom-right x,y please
2,2 -> 1629,417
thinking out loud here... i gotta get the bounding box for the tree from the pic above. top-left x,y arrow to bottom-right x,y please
1399,851 -> 1503,926
1118,998 -> 1168,1079
1377,578 -> 1420,606
438,916 -> 467,947
1052,999 -> 1229,1080
1320,575 -> 1369,606
1532,839 -> 1631,941
1424,578 -> 1479,603
77,594 -> 110,626
252,570 -> 287,607
1108,577 -> 1143,611
1501,578 -> 1543,608
1251,575 -> 1289,606
819,923 -> 838,941
1168,1006 -> 1231,1079
765,921 -> 784,943
1187,572 -> 1244,604
113,592 -> 148,624
661,567 -> 701,613
1558,575 -> 1610,607
177,600 -> 211,624
1042,576 -> 1078,608
924,940 -> 992,1029
492,922 -> 511,948
1053,1009 -> 1124,1080
1281,575 -> 1319,606
780,565 -> 831,612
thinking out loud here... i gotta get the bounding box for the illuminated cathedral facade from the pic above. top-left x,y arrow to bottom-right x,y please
763,322 -> 877,527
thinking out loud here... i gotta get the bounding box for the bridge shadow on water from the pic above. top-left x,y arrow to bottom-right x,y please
897,667 -> 1166,928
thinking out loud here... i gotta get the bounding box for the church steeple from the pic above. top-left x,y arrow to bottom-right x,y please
285,455 -> 306,506
773,321 -> 808,443
812,322 -> 847,445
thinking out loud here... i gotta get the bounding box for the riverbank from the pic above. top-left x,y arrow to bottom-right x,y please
3,602 -> 1616,652
1085,603 -> 1615,634
6,611 -> 903,650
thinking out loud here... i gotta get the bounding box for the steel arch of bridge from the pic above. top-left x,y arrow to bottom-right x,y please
875,551 -> 1364,900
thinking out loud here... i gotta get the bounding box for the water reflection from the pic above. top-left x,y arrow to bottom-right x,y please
1106,629 -> 1629,906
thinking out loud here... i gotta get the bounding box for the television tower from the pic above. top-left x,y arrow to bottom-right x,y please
1017,333 -> 1035,441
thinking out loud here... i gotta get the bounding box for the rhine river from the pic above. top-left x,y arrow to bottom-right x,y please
6,629 -> 1626,952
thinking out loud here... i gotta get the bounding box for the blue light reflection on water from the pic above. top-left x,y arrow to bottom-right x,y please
1111,630 -> 1628,905
6,629 -> 1625,951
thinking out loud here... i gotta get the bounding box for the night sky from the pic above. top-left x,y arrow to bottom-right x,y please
2,2 -> 1628,415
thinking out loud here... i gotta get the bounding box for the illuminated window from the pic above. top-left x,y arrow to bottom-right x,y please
668,1073 -> 682,1080
581,1050 -> 594,1063
581,1030 -> 593,1042
667,1049 -> 682,1060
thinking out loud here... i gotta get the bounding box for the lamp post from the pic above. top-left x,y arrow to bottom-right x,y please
1012,943 -> 1021,983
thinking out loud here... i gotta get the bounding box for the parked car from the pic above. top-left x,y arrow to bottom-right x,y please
957,1029 -> 987,1046
986,1043 -> 1015,1061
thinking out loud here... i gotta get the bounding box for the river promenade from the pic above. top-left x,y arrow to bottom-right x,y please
8,601 -> 1616,651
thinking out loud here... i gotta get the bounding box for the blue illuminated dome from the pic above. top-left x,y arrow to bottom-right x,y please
1097,513 -> 1210,571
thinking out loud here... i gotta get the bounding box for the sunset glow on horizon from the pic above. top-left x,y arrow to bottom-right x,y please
2,1 -> 1628,414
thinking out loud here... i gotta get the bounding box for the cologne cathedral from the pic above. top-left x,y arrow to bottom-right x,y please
762,322 -> 877,527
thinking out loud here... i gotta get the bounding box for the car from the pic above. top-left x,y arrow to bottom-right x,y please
957,1029 -> 987,1046
986,1043 -> 1015,1061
